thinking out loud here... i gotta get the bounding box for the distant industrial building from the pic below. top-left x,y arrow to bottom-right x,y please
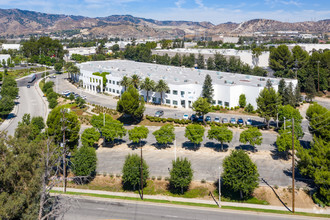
78,60 -> 296,109
1,44 -> 21,50
152,48 -> 270,68
67,47 -> 97,58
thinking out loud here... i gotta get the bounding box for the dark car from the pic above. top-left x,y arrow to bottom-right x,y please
205,116 -> 211,122
27,84 -> 30,88
190,114 -> 197,121
237,118 -> 244,125
197,115 -> 204,122
154,110 -> 164,117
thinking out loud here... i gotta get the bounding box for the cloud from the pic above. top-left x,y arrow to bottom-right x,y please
175,0 -> 185,8
195,0 -> 204,8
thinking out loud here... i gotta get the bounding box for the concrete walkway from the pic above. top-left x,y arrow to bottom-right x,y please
52,187 -> 329,215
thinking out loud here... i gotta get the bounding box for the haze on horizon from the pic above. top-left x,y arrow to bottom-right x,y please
0,0 -> 329,24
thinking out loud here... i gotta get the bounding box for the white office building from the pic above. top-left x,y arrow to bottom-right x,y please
78,60 -> 297,109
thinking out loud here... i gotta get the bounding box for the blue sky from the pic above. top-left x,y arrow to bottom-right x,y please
0,0 -> 329,24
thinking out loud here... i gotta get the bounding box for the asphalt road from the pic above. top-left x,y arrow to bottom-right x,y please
1,72 -> 48,136
63,197 -> 312,220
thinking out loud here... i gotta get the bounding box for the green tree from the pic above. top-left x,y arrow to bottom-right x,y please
207,126 -> 233,151
54,62 -> 63,72
184,124 -> 205,147
196,53 -> 205,69
192,97 -> 211,119
41,81 -> 54,93
101,119 -> 127,143
169,157 -> 193,194
239,94 -> 246,108
69,93 -> 75,103
207,57 -> 215,70
292,45 -> 309,69
0,96 -> 15,117
305,75 -> 316,102
31,116 -> 45,131
71,146 -> 97,183
48,98 -> 58,109
120,76 -> 131,91
239,127 -> 262,152
256,86 -> 281,129
202,74 -> 214,104
128,126 -> 149,144
170,54 -> 181,66
153,124 -> 175,147
269,45 -> 293,72
140,77 -> 155,103
278,104 -> 303,125
46,105 -> 81,151
81,127 -> 100,147
283,82 -> 296,107
68,65 -> 80,82
276,131 -> 301,159
122,154 -> 149,190
306,103 -> 330,141
131,74 -> 140,89
244,103 -> 254,113
0,76 -> 18,100
297,136 -> 329,206
214,53 -> 227,71
117,86 -> 145,120
155,79 -> 169,105
222,150 -> 259,199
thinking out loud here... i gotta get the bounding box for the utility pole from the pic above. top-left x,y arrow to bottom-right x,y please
316,60 -> 320,92
276,113 -> 279,129
61,109 -> 67,193
284,117 -> 286,129
219,166 -> 221,208
140,141 -> 143,200
291,118 -> 295,213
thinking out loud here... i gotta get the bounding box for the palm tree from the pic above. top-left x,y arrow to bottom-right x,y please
140,77 -> 155,102
131,74 -> 140,89
120,76 -> 131,91
68,65 -> 80,82
155,79 -> 169,105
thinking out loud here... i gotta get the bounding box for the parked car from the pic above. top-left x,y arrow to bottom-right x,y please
205,116 -> 211,122
155,110 -> 164,117
183,114 -> 189,120
222,118 -> 228,123
81,95 -> 87,100
16,95 -> 20,99
62,90 -> 70,95
197,115 -> 204,122
65,92 -> 75,97
237,118 -> 244,125
214,117 -> 220,123
74,94 -> 80,99
246,118 -> 252,126
230,118 -> 236,124
190,114 -> 197,121
27,84 -> 30,88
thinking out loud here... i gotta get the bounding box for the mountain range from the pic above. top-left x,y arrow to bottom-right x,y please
0,8 -> 329,38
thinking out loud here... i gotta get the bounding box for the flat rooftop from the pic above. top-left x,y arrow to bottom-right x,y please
79,60 -> 294,87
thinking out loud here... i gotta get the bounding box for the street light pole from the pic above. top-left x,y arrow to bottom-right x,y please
291,118 -> 295,213
218,166 -> 221,208
316,60 -> 320,92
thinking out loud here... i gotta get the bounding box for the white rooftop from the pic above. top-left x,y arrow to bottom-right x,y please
79,60 -> 294,87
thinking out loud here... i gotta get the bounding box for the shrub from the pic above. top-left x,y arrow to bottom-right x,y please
48,98 -> 58,109
122,154 -> 149,190
157,176 -> 162,180
201,179 -> 206,184
152,176 -> 156,180
71,146 -> 97,184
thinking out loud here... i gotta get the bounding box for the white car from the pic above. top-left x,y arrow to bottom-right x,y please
81,95 -> 87,100
183,114 -> 189,120
61,90 -> 70,95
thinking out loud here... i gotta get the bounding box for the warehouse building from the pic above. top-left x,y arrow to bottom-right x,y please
78,60 -> 297,109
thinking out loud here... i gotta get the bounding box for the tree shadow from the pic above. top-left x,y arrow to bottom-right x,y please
103,139 -> 126,148
235,145 -> 257,152
204,142 -> 229,152
167,182 -> 188,195
6,112 -> 17,120
270,143 -> 289,160
283,167 -> 314,187
117,114 -> 141,126
182,141 -> 201,151
213,179 -> 255,201
127,141 -> 147,150
151,142 -> 172,150
299,140 -> 311,149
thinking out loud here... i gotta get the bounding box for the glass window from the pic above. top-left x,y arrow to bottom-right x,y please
166,99 -> 170,104
116,90 -> 119,94
152,97 -> 156,102
173,100 -> 178,105
166,90 -> 170,94
218,100 -> 222,105
181,91 -> 185,96
117,81 -> 119,85
113,81 -> 115,84
173,90 -> 178,95
113,89 -> 115,93
109,80 -> 111,83
225,102 -> 229,107
212,100 -> 216,105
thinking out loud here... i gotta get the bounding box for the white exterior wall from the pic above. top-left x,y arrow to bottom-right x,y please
0,54 -> 11,65
80,69 -> 103,92
1,44 -> 21,50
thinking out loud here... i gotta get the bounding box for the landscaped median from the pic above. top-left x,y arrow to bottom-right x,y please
51,188 -> 330,218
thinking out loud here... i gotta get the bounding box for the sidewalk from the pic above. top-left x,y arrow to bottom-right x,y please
35,77 -> 50,120
52,187 -> 329,215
